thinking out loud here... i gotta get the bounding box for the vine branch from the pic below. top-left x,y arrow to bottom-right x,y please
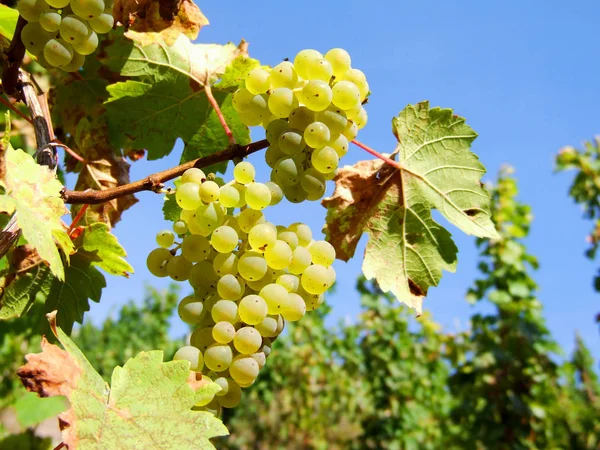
61,139 -> 269,205
2,16 -> 27,98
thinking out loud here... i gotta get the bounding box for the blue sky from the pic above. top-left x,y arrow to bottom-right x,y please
85,1 -> 600,360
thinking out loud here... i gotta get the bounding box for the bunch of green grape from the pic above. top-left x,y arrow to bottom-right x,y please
16,0 -> 114,71
232,48 -> 368,203
146,162 -> 336,415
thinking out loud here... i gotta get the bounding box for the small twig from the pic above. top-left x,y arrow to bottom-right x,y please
0,95 -> 33,124
204,84 -> 235,145
53,442 -> 66,450
61,139 -> 269,205
2,16 -> 27,98
69,204 -> 89,235
351,139 -> 401,169
52,140 -> 86,163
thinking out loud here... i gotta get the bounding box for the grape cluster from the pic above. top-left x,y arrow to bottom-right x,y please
146,163 -> 336,414
16,0 -> 114,71
233,48 -> 369,203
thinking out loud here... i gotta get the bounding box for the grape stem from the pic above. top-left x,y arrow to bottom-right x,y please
204,84 -> 236,145
61,139 -> 269,205
351,139 -> 402,169
68,204 -> 89,236
1,16 -> 27,98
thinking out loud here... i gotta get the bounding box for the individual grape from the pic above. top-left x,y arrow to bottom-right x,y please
332,80 -> 361,110
211,299 -> 238,323
288,246 -> 312,274
238,294 -> 268,325
17,0 -> 48,22
261,182 -> 282,206
238,251 -> 268,281
60,51 -> 85,72
264,240 -> 292,270
354,106 -> 368,129
210,226 -> 238,253
59,15 -> 89,44
260,283 -> 290,315
304,291 -> 324,311
214,376 -> 230,396
218,378 -> 242,408
342,120 -> 358,141
245,67 -> 271,94
270,60 -> 298,89
341,68 -> 369,100
326,265 -> 336,287
39,11 -> 61,32
192,203 -> 225,236
288,106 -> 315,131
283,184 -> 308,203
88,12 -> 114,33
317,106 -> 348,136
174,346 -> 204,371
309,240 -> 336,266
188,261 -> 218,291
156,230 -> 175,248
45,0 -> 70,7
301,264 -> 332,295
213,252 -> 238,276
300,168 -> 326,195
239,95 -> 269,125
176,182 -> 201,210
261,339 -> 273,357
146,248 -> 173,277
278,130 -> 305,156
217,275 -> 245,301
273,157 -> 303,186
178,295 -> 205,324
219,185 -> 240,208
237,209 -> 264,233
277,273 -> 300,292
330,134 -> 349,157
167,255 -> 193,281
265,119 -> 289,144
181,234 -> 211,262
306,58 -> 333,82
233,161 -> 255,184
265,144 -> 285,168
250,352 -> 267,369
288,222 -> 312,247
21,23 -> 53,55
199,180 -> 220,203
293,49 -> 323,79
16,0 -> 36,11
245,182 -> 272,210
182,168 -> 206,184
311,146 -> 339,173
248,223 -> 277,251
233,183 -> 247,208
232,88 -> 254,112
233,327 -> 262,355
301,80 -> 333,112
173,220 -> 188,235
325,48 -> 351,77
71,0 -> 105,19
255,316 -> 278,337
282,293 -> 306,321
268,87 -> 298,118
304,121 -> 331,149
44,39 -> 73,67
245,269 -> 273,292
190,327 -> 215,352
204,344 -> 233,372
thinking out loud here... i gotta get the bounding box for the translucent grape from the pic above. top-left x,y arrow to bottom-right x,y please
238,294 -> 268,325
59,15 -> 90,45
264,181 -> 283,206
213,252 -> 238,276
330,134 -> 349,157
233,161 -> 255,184
39,11 -> 61,32
199,180 -> 220,203
176,182 -> 201,210
173,346 -> 203,371
341,68 -> 369,100
173,221 -> 188,235
250,352 -> 266,369
304,291 -> 324,311
245,183 -> 272,210
293,49 -> 323,79
332,80 -> 361,110
211,226 -> 238,253
265,119 -> 289,144
318,106 -> 348,136
237,209 -> 264,233
288,246 -> 312,274
245,67 -> 271,94
264,240 -> 292,270
188,260 -> 218,290
304,122 -> 331,148
211,299 -> 238,323
182,168 -> 206,184
300,168 -> 326,194
233,184 -> 247,208
268,87 -> 298,118
277,273 -> 300,293
233,327 -> 262,355
219,185 -> 240,208
21,23 -> 53,55
214,376 -> 230,396
156,229 -> 175,248
354,106 -> 368,129
45,0 -> 70,7
255,316 -> 278,337
71,0 -> 105,19
326,265 -> 336,288
282,184 -> 307,203
192,203 -> 225,236
278,130 -> 305,156
301,264 -> 331,295
325,48 -> 351,77
287,223 -> 312,246
301,80 -> 333,112
282,293 -> 306,321
270,60 -> 298,89
219,379 -> 242,408
17,0 -> 48,23
60,51 -> 85,72
288,106 -> 315,131
238,251 -> 268,281
167,255 -> 193,281
146,248 -> 173,277
232,88 -> 255,112
217,275 -> 245,301
178,295 -> 205,324
260,283 -> 290,315
240,95 -> 269,126
311,146 -> 339,173
88,13 -> 114,34
306,58 -> 333,82
309,240 -> 336,266
190,327 -> 215,352
181,234 -> 211,262
44,39 -> 73,67
248,223 -> 277,251
204,344 -> 233,372
265,144 -> 285,168
342,120 -> 358,141
273,157 -> 303,187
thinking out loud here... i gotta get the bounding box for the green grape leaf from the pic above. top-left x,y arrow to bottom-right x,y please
322,102 -> 498,312
0,263 -> 52,320
163,192 -> 181,222
104,35 -> 251,160
214,52 -> 258,89
73,223 -> 134,277
0,5 -> 18,40
14,392 -> 69,429
18,313 -> 228,449
0,146 -> 72,280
